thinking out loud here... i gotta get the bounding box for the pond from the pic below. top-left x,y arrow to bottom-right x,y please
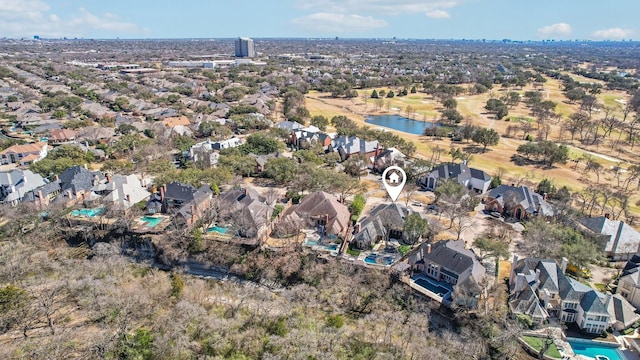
365,115 -> 435,135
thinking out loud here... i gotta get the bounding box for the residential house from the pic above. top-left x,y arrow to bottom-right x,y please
0,142 -> 48,166
188,138 -> 241,167
579,216 -> 640,260
278,191 -> 350,239
290,127 -> 332,151
217,187 -> 274,245
608,293 -> 640,331
616,255 -> 640,309
408,240 -> 486,307
155,182 -> 199,213
162,115 -> 192,128
47,128 -> 77,144
274,120 -> 304,132
484,184 -> 554,220
421,163 -> 491,194
249,152 -> 285,173
353,203 -> 415,249
21,178 -> 61,209
329,136 -> 379,162
87,174 -> 150,211
509,257 -> 614,334
174,185 -> 214,228
0,169 -> 47,205
53,165 -> 105,204
373,147 -> 408,173
76,126 -> 116,144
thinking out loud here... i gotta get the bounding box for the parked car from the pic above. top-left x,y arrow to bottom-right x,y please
489,211 -> 501,218
426,204 -> 438,213
412,201 -> 422,207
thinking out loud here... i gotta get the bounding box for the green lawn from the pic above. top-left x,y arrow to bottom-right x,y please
521,336 -> 562,359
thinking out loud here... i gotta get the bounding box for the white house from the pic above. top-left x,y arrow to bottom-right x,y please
0,142 -> 48,166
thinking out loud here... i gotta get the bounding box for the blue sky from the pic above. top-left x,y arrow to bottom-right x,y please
0,0 -> 637,41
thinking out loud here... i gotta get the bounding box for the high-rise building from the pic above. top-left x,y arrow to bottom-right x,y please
235,37 -> 255,58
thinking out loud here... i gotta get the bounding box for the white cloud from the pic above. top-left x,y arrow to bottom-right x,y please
426,10 -> 450,19
0,0 -> 146,38
537,23 -> 572,38
292,13 -> 388,33
592,28 -> 633,40
296,0 -> 460,16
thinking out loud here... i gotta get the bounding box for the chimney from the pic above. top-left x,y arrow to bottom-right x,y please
191,203 -> 196,223
37,190 -> 43,207
54,175 -> 59,182
106,174 -> 111,183
83,163 -> 88,169
426,244 -> 431,254
535,269 -> 541,282
604,213 -> 611,219
66,189 -> 72,199
561,257 -> 568,273
126,194 -> 131,203
160,185 -> 166,201
604,294 -> 612,307
355,223 -> 361,233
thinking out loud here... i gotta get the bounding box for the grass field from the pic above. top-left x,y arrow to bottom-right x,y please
521,336 -> 562,359
304,74 -> 640,220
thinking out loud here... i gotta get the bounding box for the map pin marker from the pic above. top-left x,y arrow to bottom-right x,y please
382,166 -> 406,202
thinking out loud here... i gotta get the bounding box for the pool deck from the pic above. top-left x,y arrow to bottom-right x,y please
525,327 -> 637,360
404,275 -> 452,306
132,215 -> 170,233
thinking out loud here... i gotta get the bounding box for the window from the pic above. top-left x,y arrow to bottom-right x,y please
623,282 -> 633,291
563,302 -> 577,309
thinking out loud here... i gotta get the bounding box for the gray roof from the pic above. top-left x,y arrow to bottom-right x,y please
281,191 -> 350,236
509,286 -> 548,320
608,294 -> 640,329
580,216 -> 640,256
21,179 -> 61,203
580,290 -> 609,315
0,169 -> 47,203
164,182 -> 198,203
486,184 -> 554,217
176,185 -> 213,219
332,136 -> 379,156
58,166 -> 104,197
275,121 -> 304,131
218,187 -> 272,240
354,203 -> 413,246
416,240 -> 485,285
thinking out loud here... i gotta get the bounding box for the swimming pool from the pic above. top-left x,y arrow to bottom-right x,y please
568,338 -> 625,360
71,207 -> 104,217
207,225 -> 229,234
364,254 -> 395,266
304,239 -> 339,252
141,216 -> 163,227
414,277 -> 450,297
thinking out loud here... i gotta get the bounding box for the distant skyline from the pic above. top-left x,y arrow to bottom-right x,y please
0,0 -> 638,41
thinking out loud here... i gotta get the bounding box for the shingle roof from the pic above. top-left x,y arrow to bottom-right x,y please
580,216 -> 640,256
354,203 -> 413,245
58,166 -> 104,197
486,185 -> 554,217
164,182 -> 197,203
608,293 -> 640,329
284,191 -> 350,235
0,142 -> 46,155
580,290 -> 609,315
420,240 -> 485,285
